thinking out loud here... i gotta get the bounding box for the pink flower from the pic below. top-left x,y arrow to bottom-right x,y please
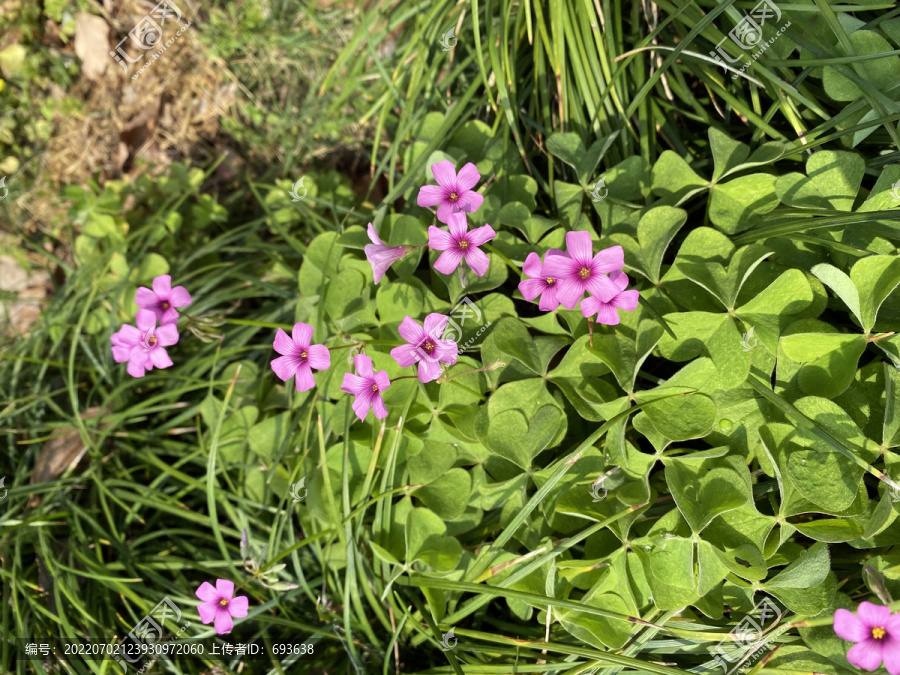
417,160 -> 484,223
389,314 -> 458,383
540,232 -> 623,310
341,354 -> 391,421
136,274 -> 192,325
270,323 -> 331,392
834,602 -> 900,673
428,212 -> 496,277
110,309 -> 179,378
518,249 -> 569,311
365,223 -> 409,285
580,270 -> 640,325
195,579 -> 249,635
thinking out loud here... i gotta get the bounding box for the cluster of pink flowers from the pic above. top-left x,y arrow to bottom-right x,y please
518,231 -> 637,325
835,602 -> 900,673
364,160 -> 495,288
110,275 -> 192,378
269,314 -> 459,423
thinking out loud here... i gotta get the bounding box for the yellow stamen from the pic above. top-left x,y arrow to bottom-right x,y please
371,383 -> 379,393
448,192 -> 459,202
300,350 -> 308,359
873,626 -> 887,640
219,599 -> 229,607
148,336 -> 158,346
161,301 -> 171,310
546,278 -> 556,285
459,240 -> 470,250
579,267 -> 591,280
423,340 -> 435,353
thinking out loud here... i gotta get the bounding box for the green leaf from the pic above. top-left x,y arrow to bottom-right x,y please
823,30 -> 900,101
811,262 -> 863,326
884,364 -> 900,448
793,519 -> 864,543
554,181 -> 585,228
850,255 -> 900,332
657,312 -> 750,390
650,151 -> 708,202
765,542 -> 830,589
776,151 -> 865,211
546,133 -> 585,176
491,317 -> 541,373
780,332 -> 867,398
416,468 -> 472,520
709,174 -> 779,235
406,508 -> 462,571
376,281 -> 425,325
665,459 -> 751,532
709,127 -> 750,181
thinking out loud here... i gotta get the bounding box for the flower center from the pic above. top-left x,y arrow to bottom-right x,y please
459,239 -> 470,250
578,266 -> 591,280
300,350 -> 308,359
148,336 -> 158,346
423,339 -> 435,353
546,278 -> 556,286
371,383 -> 379,393
448,192 -> 459,202
219,598 -> 229,607
873,626 -> 887,640
161,301 -> 170,310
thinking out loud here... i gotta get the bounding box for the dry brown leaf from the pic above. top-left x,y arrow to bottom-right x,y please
74,13 -> 111,82
0,254 -> 51,337
28,406 -> 111,506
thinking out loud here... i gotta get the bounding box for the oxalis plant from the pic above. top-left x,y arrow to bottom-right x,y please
10,123 -> 900,673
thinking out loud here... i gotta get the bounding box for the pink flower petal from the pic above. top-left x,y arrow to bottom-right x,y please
341,373 -> 366,395
136,309 -> 157,332
215,579 -> 235,599
423,313 -> 449,338
859,603 -> 892,627
195,581 -> 218,602
366,222 -> 383,245
428,226 -> 453,251
112,344 -> 134,363
555,279 -> 584,310
612,289 -> 640,312
418,184 -> 447,207
565,231 -> 594,265
594,302 -> 621,325
883,637 -> 900,675
585,273 -> 619,303
431,160 -> 458,189
541,255 -> 576,280
152,275 -> 172,297
306,345 -> 331,371
546,248 -> 568,258
434,249 -> 465,275
398,316 -> 425,344
169,286 -> 192,307
292,323 -> 314,348
848,640 -> 885,671
135,287 -> 159,309
372,395 -> 388,419
160,308 -> 180,325
294,363 -> 316,392
391,344 -> 420,367
127,355 -> 147,378
351,392 -> 372,421
374,371 -> 391,392
593,245 -> 624,273
271,356 -> 297,382
464,247 -> 490,277
436,339 -> 458,364
436,201 -> 458,225
609,269 -> 630,291
457,191 -> 484,214
519,277 -> 545,302
273,328 -> 295,356
447,212 -> 468,241
417,358 -> 443,383
149,347 -> 173,369
522,252 -> 543,278
466,224 -> 496,246
155,323 -> 179,347
354,354 -> 374,378
455,163 -> 480,191
228,595 -> 249,618
197,600 -> 218,624
537,287 -> 561,312
581,295 -> 601,318
213,609 -> 234,634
